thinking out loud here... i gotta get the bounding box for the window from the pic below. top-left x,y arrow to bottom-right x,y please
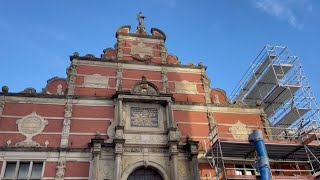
2,161 -> 44,180
235,164 -> 256,176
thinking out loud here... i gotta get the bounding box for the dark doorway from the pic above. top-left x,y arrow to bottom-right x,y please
128,167 -> 163,180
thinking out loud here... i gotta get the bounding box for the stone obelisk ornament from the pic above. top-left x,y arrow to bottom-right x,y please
16,112 -> 48,147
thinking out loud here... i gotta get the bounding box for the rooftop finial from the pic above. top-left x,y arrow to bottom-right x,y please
137,11 -> 146,33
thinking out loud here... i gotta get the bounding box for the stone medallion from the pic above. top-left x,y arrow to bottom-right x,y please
16,112 -> 48,147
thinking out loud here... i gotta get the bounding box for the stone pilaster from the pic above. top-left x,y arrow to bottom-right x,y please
166,100 -> 175,128
161,67 -> 169,93
60,60 -> 77,148
201,67 -> 211,104
116,63 -> 123,91
60,99 -> 73,148
116,39 -> 124,60
55,59 -> 78,179
186,138 -> 200,180
55,152 -> 66,180
114,128 -> 125,180
66,61 -> 77,96
90,134 -> 104,180
159,41 -> 167,64
168,128 -> 180,180
117,98 -> 123,126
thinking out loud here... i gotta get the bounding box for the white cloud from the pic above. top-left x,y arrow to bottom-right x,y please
254,0 -> 312,30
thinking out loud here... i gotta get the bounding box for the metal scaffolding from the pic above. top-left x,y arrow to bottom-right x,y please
203,124 -> 320,179
202,46 -> 320,179
230,45 -> 320,138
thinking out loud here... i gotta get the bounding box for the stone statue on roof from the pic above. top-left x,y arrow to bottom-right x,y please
137,11 -> 145,33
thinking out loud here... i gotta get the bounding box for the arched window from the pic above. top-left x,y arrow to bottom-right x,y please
128,167 -> 163,180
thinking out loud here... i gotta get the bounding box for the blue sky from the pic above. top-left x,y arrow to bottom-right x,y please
0,0 -> 319,101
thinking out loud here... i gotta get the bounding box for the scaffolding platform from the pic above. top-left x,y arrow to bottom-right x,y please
272,108 -> 309,135
230,45 -> 320,138
263,84 -> 301,117
243,64 -> 294,106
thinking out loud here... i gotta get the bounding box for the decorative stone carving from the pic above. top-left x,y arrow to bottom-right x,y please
55,160 -> 66,180
15,112 -> 48,147
201,69 -> 212,104
131,42 -> 153,61
229,121 -> 252,140
106,121 -> 115,143
124,134 -> 167,144
159,42 -> 167,63
116,39 -> 124,59
99,161 -> 114,179
115,127 -> 124,139
124,147 -> 143,153
161,67 -> 169,93
168,130 -> 181,142
1,86 -> 9,93
169,144 -> 178,154
83,74 -> 109,88
6,139 -> 11,146
178,160 -> 190,179
21,87 -> 36,94
115,143 -> 123,153
207,112 -> 216,132
121,102 -> 127,126
61,99 -> 73,147
175,80 -> 198,94
136,12 -> 146,33
125,103 -> 165,132
56,84 -> 64,95
131,76 -> 159,95
66,63 -> 77,96
213,94 -> 220,104
116,64 -> 123,91
130,107 -> 158,127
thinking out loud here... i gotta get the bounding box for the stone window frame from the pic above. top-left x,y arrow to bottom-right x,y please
1,160 -> 45,180
125,102 -> 165,132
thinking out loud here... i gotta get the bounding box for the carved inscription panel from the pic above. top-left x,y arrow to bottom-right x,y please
125,103 -> 165,132
175,80 -> 198,94
83,74 -> 108,88
130,107 -> 158,127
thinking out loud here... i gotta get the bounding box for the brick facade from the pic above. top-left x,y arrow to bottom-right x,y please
0,14 -> 315,180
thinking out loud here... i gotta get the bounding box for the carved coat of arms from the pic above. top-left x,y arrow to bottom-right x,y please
131,42 -> 153,61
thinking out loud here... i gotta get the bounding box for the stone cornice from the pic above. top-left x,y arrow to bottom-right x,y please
70,57 -> 205,71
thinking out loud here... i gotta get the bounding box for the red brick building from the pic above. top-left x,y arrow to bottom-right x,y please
0,13 -> 319,180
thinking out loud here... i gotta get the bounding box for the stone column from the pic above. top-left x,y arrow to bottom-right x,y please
169,143 -> 179,180
90,135 -> 104,180
114,134 -> 125,180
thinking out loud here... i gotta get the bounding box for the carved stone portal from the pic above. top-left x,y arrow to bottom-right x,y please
16,112 -> 48,147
